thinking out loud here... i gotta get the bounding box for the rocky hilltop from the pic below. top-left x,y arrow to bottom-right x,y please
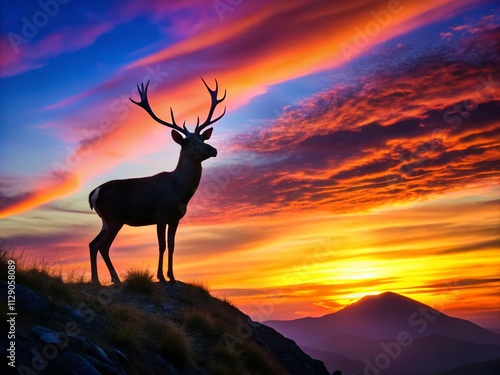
0,266 -> 328,375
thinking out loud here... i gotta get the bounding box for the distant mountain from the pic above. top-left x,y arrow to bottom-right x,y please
266,292 -> 500,347
314,334 -> 377,359
299,345 -> 364,375
298,334 -> 500,375
438,358 -> 500,375
265,291 -> 500,374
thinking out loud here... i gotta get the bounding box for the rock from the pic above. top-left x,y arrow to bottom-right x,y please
66,334 -> 127,374
87,341 -> 112,366
32,328 -> 122,374
107,348 -> 129,366
54,304 -> 85,322
49,352 -> 101,375
84,354 -> 125,375
1,282 -> 51,322
161,303 -> 177,314
0,328 -> 33,373
68,334 -> 113,365
32,325 -> 66,345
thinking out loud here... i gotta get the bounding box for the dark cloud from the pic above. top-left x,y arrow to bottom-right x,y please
185,23 -> 500,221
44,202 -> 94,215
436,238 -> 500,255
422,277 -> 500,291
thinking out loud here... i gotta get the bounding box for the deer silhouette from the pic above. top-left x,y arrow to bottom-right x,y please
88,79 -> 226,285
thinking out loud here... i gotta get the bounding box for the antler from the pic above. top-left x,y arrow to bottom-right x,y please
129,81 -> 189,136
195,78 -> 227,134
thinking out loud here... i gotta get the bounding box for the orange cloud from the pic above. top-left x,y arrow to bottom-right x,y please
0,174 -> 79,219
130,0 -> 473,98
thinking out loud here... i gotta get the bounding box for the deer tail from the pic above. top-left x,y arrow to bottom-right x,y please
89,187 -> 100,210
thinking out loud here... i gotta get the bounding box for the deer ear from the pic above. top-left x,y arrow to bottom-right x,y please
171,130 -> 184,145
201,127 -> 213,140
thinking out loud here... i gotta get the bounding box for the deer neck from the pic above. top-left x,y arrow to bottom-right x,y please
174,154 -> 203,202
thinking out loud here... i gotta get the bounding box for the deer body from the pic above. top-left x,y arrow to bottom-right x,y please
90,161 -> 203,227
89,79 -> 225,285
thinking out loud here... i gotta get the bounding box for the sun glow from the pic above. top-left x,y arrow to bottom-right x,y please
337,291 -> 384,305
334,259 -> 386,281
1,1 -> 499,328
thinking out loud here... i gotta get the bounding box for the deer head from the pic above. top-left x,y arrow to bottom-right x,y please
129,78 -> 226,162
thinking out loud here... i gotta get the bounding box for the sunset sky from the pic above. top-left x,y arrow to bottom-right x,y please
1,1 -> 499,328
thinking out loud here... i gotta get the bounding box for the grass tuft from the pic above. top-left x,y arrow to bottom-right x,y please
241,343 -> 283,375
106,304 -> 145,350
178,281 -> 213,307
105,303 -> 194,368
124,267 -> 154,294
209,344 -> 241,374
1,248 -> 75,303
64,268 -> 88,284
183,309 -> 220,339
186,279 -> 210,292
146,317 -> 193,368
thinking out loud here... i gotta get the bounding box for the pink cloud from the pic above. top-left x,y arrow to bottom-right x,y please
452,24 -> 470,31
440,31 -> 453,40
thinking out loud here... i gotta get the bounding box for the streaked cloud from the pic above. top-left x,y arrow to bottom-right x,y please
0,0 -> 479,217
182,21 -> 500,222
0,1 -> 498,327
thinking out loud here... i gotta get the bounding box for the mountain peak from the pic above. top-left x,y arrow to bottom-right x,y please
265,291 -> 500,375
356,291 -> 419,303
337,291 -> 428,320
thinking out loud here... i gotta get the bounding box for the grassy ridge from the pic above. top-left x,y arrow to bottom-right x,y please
1,248 -> 286,374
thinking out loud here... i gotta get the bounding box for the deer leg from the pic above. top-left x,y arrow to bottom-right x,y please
156,222 -> 167,284
89,223 -> 107,285
167,221 -> 179,283
99,222 -> 123,285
